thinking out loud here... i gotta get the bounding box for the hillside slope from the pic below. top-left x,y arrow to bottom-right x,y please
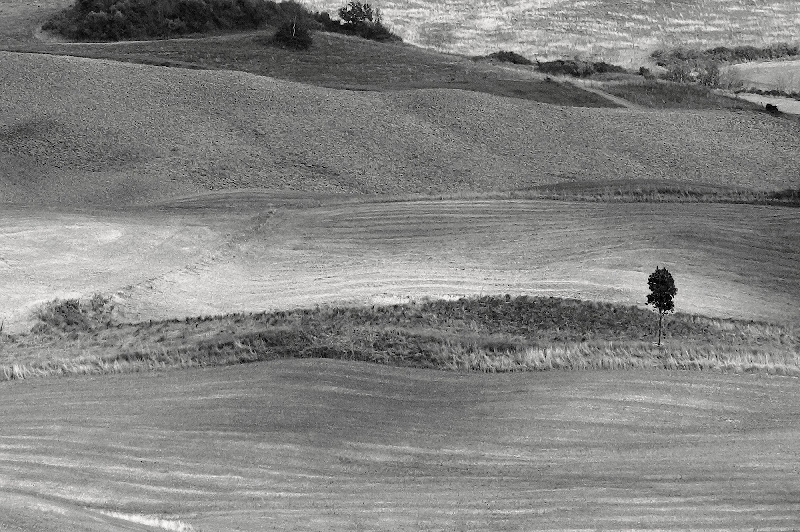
1,51 -> 798,207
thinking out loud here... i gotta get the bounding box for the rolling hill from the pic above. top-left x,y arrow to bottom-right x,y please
1,51 -> 799,207
2,5 -> 800,531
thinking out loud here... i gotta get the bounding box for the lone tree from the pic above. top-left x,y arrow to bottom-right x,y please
646,266 -> 677,346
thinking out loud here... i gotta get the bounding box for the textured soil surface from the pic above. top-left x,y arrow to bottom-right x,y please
306,0 -> 800,65
2,51 -> 799,207
2,359 -> 800,531
2,198 -> 798,331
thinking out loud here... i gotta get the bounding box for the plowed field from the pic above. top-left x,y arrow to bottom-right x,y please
2,360 -> 799,531
2,198 -> 798,331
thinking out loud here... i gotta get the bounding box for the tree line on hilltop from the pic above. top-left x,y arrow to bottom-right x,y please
43,0 -> 399,44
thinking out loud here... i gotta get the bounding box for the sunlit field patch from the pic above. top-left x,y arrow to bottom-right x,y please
304,0 -> 800,65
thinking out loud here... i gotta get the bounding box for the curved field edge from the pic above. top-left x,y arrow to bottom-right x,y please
2,295 -> 797,381
3,199 -> 798,333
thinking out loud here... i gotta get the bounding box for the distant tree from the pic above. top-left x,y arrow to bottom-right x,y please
338,1 -> 374,27
647,266 -> 677,346
335,1 -> 397,40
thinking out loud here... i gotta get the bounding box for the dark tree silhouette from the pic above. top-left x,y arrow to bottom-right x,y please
647,266 -> 677,346
338,1 -> 375,27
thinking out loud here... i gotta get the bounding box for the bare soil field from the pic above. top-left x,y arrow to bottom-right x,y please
2,198 -> 798,332
2,359 -> 800,530
2,52 -> 799,208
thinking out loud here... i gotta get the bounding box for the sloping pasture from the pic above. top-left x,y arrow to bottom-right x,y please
2,52 -> 799,208
2,199 -> 798,330
2,359 -> 800,531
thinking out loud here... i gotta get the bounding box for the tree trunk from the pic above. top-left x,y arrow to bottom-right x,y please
657,312 -> 663,346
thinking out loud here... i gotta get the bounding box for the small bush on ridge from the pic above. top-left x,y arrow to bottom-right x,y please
476,50 -> 533,65
273,18 -> 313,49
334,1 -> 399,41
536,59 -> 626,78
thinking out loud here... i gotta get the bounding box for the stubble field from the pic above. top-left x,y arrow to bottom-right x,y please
2,359 -> 800,531
3,198 -> 799,332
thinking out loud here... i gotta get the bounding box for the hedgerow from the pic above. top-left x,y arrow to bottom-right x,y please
536,59 -> 626,78
43,0 -> 313,40
43,0 -> 401,42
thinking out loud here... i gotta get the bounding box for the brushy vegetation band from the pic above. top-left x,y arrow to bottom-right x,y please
43,0 -> 399,42
2,295 -> 797,381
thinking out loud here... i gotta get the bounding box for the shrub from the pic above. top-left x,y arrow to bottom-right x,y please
312,10 -> 341,31
272,18 -> 312,50
536,59 -> 626,78
43,0 -> 315,41
481,50 -> 533,65
338,0 -> 373,26
44,0 -> 401,42
33,294 -> 115,335
335,1 -> 399,41
652,43 -> 800,89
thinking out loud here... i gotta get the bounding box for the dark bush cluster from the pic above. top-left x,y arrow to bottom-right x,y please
327,1 -> 400,42
43,0 -> 400,43
535,59 -> 626,78
474,50 -> 533,65
652,43 -> 800,87
43,0 -> 313,40
747,87 -> 800,100
33,294 -> 114,335
768,188 -> 800,201
653,43 -> 800,67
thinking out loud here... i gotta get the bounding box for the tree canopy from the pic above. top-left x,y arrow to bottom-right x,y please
647,266 -> 677,346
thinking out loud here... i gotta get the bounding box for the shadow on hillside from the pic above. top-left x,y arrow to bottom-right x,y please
5,30 -> 620,108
